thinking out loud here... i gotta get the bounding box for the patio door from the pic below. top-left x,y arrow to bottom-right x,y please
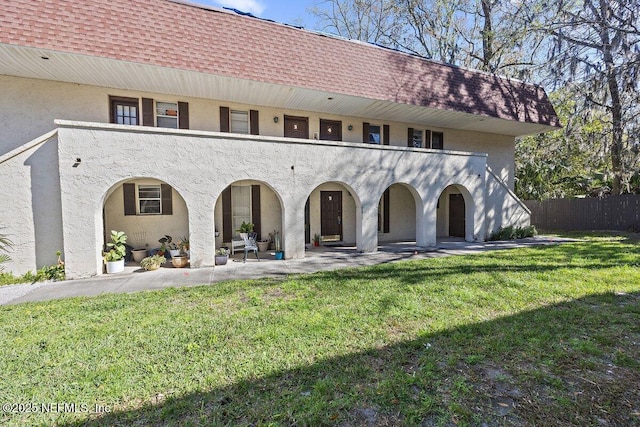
284,115 -> 309,139
449,194 -> 465,238
321,191 -> 342,241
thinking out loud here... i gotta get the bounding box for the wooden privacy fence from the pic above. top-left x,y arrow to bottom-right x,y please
524,195 -> 640,231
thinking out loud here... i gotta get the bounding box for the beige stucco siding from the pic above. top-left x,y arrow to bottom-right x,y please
103,179 -> 190,250
0,74 -> 531,276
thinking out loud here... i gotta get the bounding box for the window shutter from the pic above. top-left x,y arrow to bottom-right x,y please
383,188 -> 390,233
251,184 -> 261,238
220,106 -> 230,132
161,184 -> 173,215
407,127 -> 414,147
383,124 -> 390,145
425,130 -> 432,149
123,183 -> 136,216
432,132 -> 444,149
362,122 -> 370,143
250,110 -> 259,135
142,98 -> 154,126
178,101 -> 189,129
222,186 -> 232,241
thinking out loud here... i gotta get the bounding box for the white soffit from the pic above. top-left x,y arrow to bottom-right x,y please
0,44 -> 555,136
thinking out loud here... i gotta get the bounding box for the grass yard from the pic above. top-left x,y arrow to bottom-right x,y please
1,234 -> 639,426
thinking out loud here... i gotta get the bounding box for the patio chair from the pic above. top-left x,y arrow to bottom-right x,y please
240,232 -> 260,263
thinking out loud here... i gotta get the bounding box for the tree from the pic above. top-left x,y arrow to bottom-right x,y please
309,0 -> 402,46
310,0 -> 547,79
543,0 -> 640,194
516,89 -> 612,199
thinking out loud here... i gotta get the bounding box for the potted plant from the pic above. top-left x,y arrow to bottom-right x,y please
140,254 -> 166,271
178,236 -> 190,258
237,221 -> 254,234
132,248 -> 147,263
272,230 -> 284,260
103,230 -> 127,274
312,233 -> 321,247
171,254 -> 189,268
158,235 -> 179,257
257,235 -> 269,252
215,247 -> 230,265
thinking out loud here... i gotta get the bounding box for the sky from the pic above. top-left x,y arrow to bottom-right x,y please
195,0 -> 316,28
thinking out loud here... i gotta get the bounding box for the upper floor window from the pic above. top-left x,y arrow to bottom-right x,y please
231,110 -> 249,134
368,124 -> 381,144
156,101 -> 178,129
109,96 -> 139,125
412,129 -> 423,148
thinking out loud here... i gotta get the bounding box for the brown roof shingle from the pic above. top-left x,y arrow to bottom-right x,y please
0,0 -> 560,127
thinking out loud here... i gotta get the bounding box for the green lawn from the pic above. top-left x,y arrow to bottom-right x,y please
1,235 -> 639,426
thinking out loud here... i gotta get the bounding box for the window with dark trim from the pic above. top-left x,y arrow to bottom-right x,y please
109,96 -> 139,125
123,183 -> 173,216
432,132 -> 444,149
368,124 -> 381,144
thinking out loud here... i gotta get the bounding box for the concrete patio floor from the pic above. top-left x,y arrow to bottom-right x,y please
0,236 -> 573,305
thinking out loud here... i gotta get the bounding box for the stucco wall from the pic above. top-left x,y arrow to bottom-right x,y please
0,75 -> 530,277
55,121 -> 488,278
1,74 -> 515,171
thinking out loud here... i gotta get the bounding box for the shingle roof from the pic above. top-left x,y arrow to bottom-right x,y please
0,0 -> 560,127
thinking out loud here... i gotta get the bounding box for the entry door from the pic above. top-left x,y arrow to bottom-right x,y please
321,191 -> 342,240
449,194 -> 466,238
284,115 -> 309,139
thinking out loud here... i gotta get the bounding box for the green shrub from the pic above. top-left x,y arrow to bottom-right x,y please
489,225 -> 537,241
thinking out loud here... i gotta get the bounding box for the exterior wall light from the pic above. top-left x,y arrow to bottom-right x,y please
348,125 -> 353,131
273,116 -> 279,123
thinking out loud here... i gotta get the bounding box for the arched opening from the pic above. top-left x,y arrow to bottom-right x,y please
436,184 -> 474,240
377,183 -> 419,243
305,182 -> 360,247
102,177 -> 189,262
213,179 -> 284,257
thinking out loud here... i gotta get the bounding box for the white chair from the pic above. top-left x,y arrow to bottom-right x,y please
240,232 -> 260,263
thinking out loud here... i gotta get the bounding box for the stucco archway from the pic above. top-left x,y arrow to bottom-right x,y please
305,181 -> 362,248
102,177 -> 189,260
213,179 -> 284,254
377,183 -> 421,244
436,184 -> 476,241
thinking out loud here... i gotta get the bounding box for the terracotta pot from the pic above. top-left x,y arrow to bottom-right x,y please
132,249 -> 147,263
172,255 -> 188,268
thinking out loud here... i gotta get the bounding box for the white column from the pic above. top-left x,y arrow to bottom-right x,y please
358,199 -> 378,253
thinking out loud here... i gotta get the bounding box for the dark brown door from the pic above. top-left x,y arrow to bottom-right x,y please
320,119 -> 342,141
449,194 -> 465,238
284,115 -> 309,139
321,191 -> 342,240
